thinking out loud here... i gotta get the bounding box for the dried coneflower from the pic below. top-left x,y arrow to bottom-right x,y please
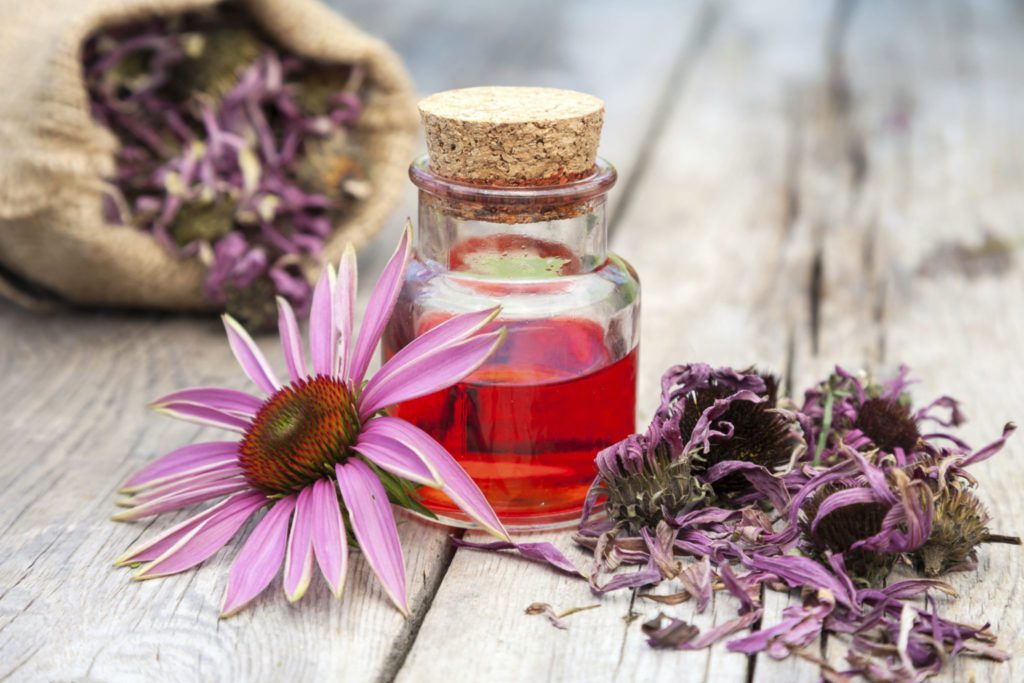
912,482 -> 1021,577
675,369 -> 799,498
800,482 -> 898,586
594,423 -> 712,533
853,397 -> 921,454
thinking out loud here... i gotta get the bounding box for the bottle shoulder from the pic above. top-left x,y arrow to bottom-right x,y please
401,254 -> 639,319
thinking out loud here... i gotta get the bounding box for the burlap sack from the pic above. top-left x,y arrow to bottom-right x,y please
0,0 -> 417,311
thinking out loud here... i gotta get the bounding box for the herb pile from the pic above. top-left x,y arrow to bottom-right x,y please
83,5 -> 367,327
573,364 -> 1018,680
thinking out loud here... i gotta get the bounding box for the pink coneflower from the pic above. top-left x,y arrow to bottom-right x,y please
113,226 -> 509,617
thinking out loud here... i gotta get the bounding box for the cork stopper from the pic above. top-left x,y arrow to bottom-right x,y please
419,86 -> 604,184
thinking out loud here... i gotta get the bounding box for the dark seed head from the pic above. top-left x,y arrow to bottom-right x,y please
294,64 -> 357,113
239,375 -> 360,494
679,379 -> 796,497
854,397 -> 921,454
801,482 -> 896,586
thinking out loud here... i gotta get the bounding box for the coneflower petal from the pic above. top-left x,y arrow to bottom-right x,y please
358,330 -> 505,419
359,418 -> 510,542
309,264 -> 337,377
121,457 -> 240,494
353,434 -> 438,487
283,486 -> 316,602
150,387 -> 263,418
113,479 -> 251,521
116,492 -> 260,566
124,441 -> 240,489
347,223 -> 411,387
334,244 -> 357,379
118,466 -> 243,503
152,402 -> 251,432
131,492 -> 267,578
222,314 -> 280,395
221,496 -> 296,617
310,477 -> 347,597
810,487 -> 884,533
364,306 -> 499,397
335,460 -> 409,616
276,296 -> 307,382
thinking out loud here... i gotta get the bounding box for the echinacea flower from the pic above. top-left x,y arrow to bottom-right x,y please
586,364 -> 800,533
799,480 -> 899,586
113,227 -> 510,617
910,478 -> 1021,577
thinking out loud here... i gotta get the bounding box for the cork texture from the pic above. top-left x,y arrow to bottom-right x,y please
419,86 -> 604,183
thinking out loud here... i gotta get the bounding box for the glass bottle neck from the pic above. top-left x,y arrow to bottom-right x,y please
409,156 -> 616,278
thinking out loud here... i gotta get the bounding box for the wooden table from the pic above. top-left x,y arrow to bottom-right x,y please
2,0 -> 1022,680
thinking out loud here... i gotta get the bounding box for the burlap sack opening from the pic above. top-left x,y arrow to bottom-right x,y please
0,0 -> 417,311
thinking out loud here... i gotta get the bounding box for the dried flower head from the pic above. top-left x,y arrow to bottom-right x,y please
221,276 -> 280,333
800,482 -> 897,586
854,397 -> 921,454
600,439 -> 710,532
678,371 -> 797,495
172,25 -> 265,101
295,130 -> 365,200
912,482 -> 1021,577
170,200 -> 236,246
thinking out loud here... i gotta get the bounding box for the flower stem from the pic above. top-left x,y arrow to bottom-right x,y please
813,389 -> 834,466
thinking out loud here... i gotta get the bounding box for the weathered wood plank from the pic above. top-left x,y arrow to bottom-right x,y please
753,0 -> 1024,678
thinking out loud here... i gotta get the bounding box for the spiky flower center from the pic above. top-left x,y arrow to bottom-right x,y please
801,483 -> 895,586
604,442 -> 713,532
239,375 -> 360,494
854,397 -> 920,453
912,484 -> 990,577
678,379 -> 795,496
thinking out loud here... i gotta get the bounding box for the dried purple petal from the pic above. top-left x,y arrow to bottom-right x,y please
448,536 -> 583,577
641,613 -> 699,649
524,602 -> 600,630
568,364 -> 1018,679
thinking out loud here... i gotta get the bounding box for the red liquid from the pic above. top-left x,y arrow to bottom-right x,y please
386,317 -> 637,527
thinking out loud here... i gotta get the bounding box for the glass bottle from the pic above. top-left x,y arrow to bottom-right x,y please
382,87 -> 640,530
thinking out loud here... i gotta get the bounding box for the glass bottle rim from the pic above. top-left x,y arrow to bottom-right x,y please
409,155 -> 617,207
